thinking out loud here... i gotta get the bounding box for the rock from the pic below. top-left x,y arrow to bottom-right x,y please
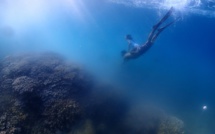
158,115 -> 184,134
0,52 -> 93,134
69,119 -> 95,134
0,106 -> 25,134
118,104 -> 185,134
42,99 -> 80,131
0,52 -> 185,134
12,76 -> 38,94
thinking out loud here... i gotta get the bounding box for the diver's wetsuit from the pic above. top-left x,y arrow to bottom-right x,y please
127,41 -> 152,59
124,7 -> 177,61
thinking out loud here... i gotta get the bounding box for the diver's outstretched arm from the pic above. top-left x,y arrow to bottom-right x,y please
147,7 -> 174,42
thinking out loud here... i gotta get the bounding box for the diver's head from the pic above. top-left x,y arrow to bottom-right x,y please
125,34 -> 133,40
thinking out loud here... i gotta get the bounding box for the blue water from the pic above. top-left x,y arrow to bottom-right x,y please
0,0 -> 215,133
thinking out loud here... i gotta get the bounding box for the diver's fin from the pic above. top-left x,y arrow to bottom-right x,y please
153,7 -> 174,29
160,7 -> 174,23
158,17 -> 180,32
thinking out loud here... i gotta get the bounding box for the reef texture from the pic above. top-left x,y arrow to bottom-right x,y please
0,53 -> 92,134
0,52 -> 185,134
158,115 -> 184,134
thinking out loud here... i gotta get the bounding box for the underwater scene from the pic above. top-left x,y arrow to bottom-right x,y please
0,0 -> 215,134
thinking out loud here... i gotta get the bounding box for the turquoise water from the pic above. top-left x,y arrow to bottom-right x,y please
0,0 -> 215,133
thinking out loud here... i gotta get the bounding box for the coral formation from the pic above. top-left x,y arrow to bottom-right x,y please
158,115 -> 184,134
0,52 -> 185,134
0,53 -> 92,134
119,104 -> 184,134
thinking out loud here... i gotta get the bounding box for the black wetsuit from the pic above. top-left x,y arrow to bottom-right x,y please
127,41 -> 152,59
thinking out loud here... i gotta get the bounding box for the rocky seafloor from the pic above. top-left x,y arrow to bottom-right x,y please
0,52 -> 184,134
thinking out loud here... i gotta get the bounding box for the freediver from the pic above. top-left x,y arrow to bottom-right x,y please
122,7 -> 179,62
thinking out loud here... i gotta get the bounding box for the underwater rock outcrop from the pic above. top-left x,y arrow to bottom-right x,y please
0,52 -> 185,134
0,53 -> 92,134
158,115 -> 184,134
119,104 -> 184,134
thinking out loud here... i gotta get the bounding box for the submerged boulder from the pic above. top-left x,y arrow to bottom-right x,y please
0,52 -> 92,134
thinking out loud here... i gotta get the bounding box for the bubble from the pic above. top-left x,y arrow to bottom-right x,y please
202,105 -> 207,110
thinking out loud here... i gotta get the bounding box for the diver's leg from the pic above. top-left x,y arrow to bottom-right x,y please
151,18 -> 178,43
147,7 -> 174,42
147,28 -> 157,43
150,28 -> 164,43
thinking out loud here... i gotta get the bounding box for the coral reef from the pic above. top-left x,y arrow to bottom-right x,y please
0,52 -> 185,134
118,104 -> 184,134
158,115 -> 184,134
0,53 -> 92,134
